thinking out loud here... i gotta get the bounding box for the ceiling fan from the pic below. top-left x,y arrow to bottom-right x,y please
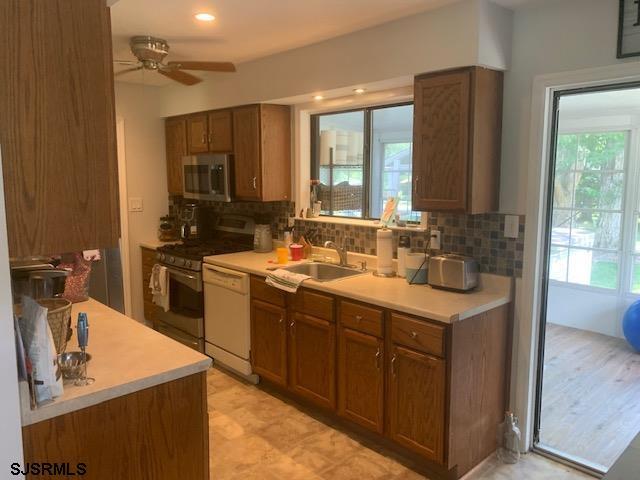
114,35 -> 236,86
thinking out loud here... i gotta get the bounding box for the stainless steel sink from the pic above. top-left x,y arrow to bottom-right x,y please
282,262 -> 366,282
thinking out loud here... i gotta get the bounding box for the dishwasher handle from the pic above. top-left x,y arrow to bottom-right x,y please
203,263 -> 249,294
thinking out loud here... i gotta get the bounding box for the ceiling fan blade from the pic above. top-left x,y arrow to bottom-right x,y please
114,66 -> 143,77
157,68 -> 202,86
166,61 -> 236,72
114,60 -> 138,66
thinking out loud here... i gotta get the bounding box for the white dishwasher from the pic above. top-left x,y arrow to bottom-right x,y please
203,263 -> 258,383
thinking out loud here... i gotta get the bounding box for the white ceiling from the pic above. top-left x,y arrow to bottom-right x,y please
110,0 -> 550,86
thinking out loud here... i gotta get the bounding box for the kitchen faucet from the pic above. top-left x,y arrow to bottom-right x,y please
324,241 -> 349,267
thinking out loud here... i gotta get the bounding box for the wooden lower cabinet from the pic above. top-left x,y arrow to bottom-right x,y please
289,313 -> 336,409
250,299 -> 288,387
249,276 -> 510,480
338,327 -> 384,434
389,345 -> 446,464
22,373 -> 209,480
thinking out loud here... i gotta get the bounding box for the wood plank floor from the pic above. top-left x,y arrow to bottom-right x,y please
540,323 -> 640,470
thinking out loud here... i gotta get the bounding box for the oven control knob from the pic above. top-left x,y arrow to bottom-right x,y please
179,258 -> 186,267
169,256 -> 175,263
159,253 -> 165,261
186,260 -> 192,268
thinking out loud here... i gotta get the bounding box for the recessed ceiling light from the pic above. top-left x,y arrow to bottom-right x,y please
313,95 -> 324,101
353,88 -> 366,94
195,13 -> 215,22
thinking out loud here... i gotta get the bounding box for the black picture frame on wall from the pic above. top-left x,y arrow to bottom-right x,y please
618,0 -> 640,58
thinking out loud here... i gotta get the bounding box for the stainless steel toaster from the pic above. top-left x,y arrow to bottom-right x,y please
428,254 -> 479,292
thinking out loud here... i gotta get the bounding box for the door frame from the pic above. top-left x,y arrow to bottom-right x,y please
514,62 -> 640,460
116,117 -> 133,317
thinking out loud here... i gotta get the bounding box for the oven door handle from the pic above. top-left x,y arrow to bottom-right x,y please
165,266 -> 202,292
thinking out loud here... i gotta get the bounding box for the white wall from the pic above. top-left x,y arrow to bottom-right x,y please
114,83 -> 168,323
158,0 -> 511,117
501,0 -> 635,214
548,283 -> 623,338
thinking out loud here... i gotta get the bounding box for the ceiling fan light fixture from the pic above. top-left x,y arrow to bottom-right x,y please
195,12 -> 216,22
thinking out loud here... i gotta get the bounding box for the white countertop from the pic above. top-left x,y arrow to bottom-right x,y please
21,299 -> 211,426
139,239 -> 180,250
203,250 -> 513,323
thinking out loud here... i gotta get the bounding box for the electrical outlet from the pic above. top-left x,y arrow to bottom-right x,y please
128,197 -> 143,212
430,229 -> 441,250
504,215 -> 520,239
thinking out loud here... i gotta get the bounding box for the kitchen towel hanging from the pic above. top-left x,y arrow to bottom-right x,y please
266,269 -> 310,293
149,264 -> 170,312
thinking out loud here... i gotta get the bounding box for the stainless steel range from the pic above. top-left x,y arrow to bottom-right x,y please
154,215 -> 255,351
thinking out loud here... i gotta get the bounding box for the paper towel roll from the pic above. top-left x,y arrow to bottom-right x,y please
376,228 -> 393,275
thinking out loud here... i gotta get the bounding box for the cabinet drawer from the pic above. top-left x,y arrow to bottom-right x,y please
250,276 -> 287,307
141,248 -> 157,268
293,289 -> 334,322
391,313 -> 446,358
340,300 -> 383,337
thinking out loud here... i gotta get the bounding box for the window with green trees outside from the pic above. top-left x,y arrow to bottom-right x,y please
550,131 -> 631,291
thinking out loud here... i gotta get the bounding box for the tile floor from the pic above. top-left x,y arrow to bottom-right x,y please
207,367 -> 593,480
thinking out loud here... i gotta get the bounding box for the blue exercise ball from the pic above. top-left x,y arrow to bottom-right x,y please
623,300 -> 640,352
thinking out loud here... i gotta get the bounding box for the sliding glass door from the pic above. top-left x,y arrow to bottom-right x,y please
535,83 -> 640,474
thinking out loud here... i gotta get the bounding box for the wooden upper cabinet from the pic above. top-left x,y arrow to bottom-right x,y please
165,117 -> 187,195
289,312 -> 336,410
233,106 -> 262,200
233,104 -> 291,202
250,299 -> 288,387
208,110 -> 233,153
187,114 -> 209,154
388,345 -> 446,465
0,0 -> 119,257
338,327 -> 384,434
412,66 -> 503,214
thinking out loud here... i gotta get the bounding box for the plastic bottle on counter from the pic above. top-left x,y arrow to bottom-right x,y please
397,235 -> 410,278
283,230 -> 293,258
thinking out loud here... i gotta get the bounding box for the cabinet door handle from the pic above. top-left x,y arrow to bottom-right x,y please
201,132 -> 207,145
355,315 -> 363,322
289,319 -> 295,335
410,331 -> 418,339
252,176 -> 257,190
375,347 -> 381,370
279,316 -> 284,324
391,354 -> 397,376
208,132 -> 213,143
413,175 -> 420,193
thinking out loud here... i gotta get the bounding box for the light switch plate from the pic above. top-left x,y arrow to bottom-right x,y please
504,215 -> 519,239
430,230 -> 441,250
128,197 -> 143,212
287,216 -> 296,228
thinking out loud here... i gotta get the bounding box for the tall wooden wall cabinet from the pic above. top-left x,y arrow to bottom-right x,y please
412,66 -> 503,214
0,0 -> 120,257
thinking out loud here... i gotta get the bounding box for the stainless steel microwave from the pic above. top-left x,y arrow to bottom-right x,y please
182,154 -> 232,202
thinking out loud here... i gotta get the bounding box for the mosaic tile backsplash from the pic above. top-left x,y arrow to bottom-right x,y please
295,213 -> 526,277
168,196 -> 295,240
168,196 -> 525,277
